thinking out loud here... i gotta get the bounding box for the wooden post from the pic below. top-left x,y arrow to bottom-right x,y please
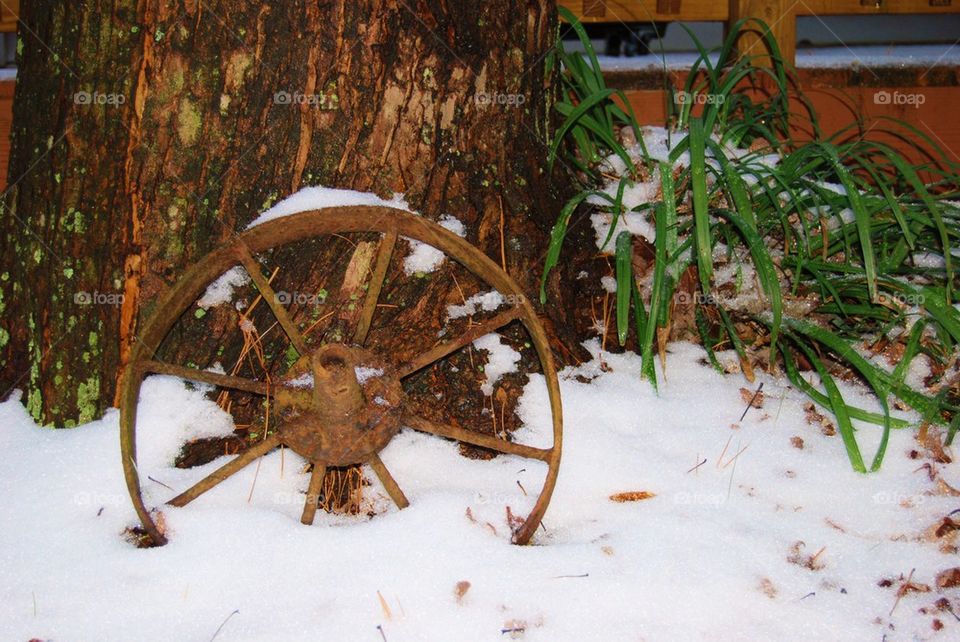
729,0 -> 796,67
0,0 -> 17,33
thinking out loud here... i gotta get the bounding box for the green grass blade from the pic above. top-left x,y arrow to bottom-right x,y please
919,286 -> 960,345
789,340 -> 867,472
717,307 -> 750,373
819,143 -> 879,302
716,209 -> 781,354
783,317 -> 892,468
891,320 -> 926,388
779,345 -> 909,429
616,231 -> 633,346
689,117 -> 713,292
642,203 -> 669,387
660,161 -> 680,278
540,190 -> 605,302
630,273 -> 649,350
695,305 -> 724,374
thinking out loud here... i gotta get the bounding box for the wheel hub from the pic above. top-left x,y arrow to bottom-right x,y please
274,344 -> 403,466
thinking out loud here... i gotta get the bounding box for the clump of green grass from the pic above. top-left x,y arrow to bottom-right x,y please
544,8 -> 960,471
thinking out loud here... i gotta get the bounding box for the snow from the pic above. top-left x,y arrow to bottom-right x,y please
246,185 -> 466,277
588,177 -> 660,249
912,252 -> 947,269
640,125 -> 690,169
447,290 -> 506,320
247,186 -> 410,229
402,214 -> 466,275
599,276 -> 617,294
2,341 -> 959,640
472,333 -> 522,397
588,126 -> 787,254
587,130 -> 667,252
134,375 -> 237,468
354,366 -> 384,385
596,44 -> 960,72
280,368 -> 383,387
286,372 -> 314,388
597,51 -> 718,72
794,44 -> 960,69
197,266 -> 250,309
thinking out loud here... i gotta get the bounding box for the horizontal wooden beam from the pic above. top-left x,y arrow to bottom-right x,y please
558,0 -> 725,23
560,0 -> 960,24
798,0 -> 960,16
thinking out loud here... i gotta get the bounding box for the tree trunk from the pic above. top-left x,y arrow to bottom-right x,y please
0,0 -> 584,427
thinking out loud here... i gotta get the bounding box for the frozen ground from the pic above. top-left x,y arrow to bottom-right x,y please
2,339 -> 959,641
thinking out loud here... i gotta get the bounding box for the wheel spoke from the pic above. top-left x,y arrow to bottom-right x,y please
167,434 -> 281,507
354,227 -> 398,346
300,462 -> 327,525
235,243 -> 309,355
140,360 -> 270,395
368,453 -> 409,509
397,306 -> 522,378
402,413 -> 552,462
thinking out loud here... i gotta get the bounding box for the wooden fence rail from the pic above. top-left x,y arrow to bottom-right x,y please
560,0 -> 960,65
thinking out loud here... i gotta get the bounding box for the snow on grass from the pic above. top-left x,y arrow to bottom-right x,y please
402,214 -> 466,275
196,266 -> 250,309
588,127 -> 783,253
2,341 -> 958,640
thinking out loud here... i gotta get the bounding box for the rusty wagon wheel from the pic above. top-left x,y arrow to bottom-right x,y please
119,205 -> 562,546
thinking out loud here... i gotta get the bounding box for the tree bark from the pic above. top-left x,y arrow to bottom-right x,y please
0,0 -> 582,426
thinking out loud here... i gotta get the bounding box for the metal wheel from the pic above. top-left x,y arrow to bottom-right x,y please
119,206 -> 562,545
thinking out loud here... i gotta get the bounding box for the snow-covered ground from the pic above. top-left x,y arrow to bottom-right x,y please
2,340 -> 958,641
596,44 -> 960,72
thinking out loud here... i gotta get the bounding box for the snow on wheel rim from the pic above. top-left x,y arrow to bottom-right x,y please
118,205 -> 562,547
